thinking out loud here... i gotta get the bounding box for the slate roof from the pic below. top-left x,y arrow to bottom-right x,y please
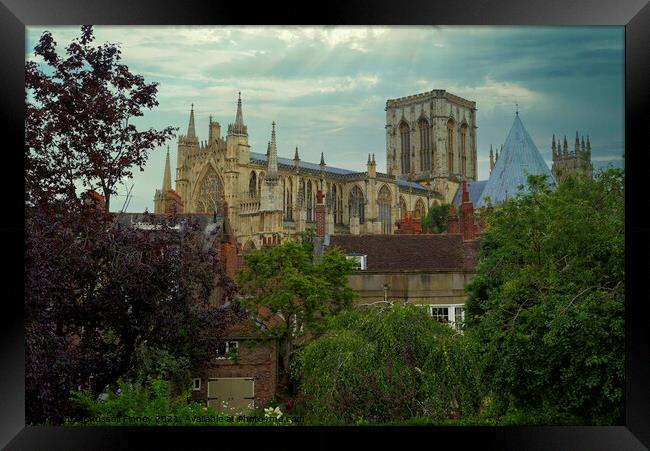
452,180 -> 488,207
250,151 -> 359,176
396,178 -> 429,192
476,114 -> 554,207
328,234 -> 480,272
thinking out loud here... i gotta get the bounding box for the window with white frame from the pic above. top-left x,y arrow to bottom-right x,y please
216,341 -> 239,359
415,304 -> 466,331
192,378 -> 201,391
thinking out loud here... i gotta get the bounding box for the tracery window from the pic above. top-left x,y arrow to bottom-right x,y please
249,171 -> 257,197
399,196 -> 408,220
418,119 -> 430,172
348,185 -> 365,224
447,119 -> 455,174
378,185 -> 392,235
400,122 -> 411,175
460,123 -> 468,177
307,180 -> 313,222
196,169 -> 224,213
414,198 -> 426,220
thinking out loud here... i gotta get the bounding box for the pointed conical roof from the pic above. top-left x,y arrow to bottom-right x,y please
476,114 -> 553,207
266,122 -> 278,180
162,146 -> 172,191
228,92 -> 247,135
186,104 -> 196,140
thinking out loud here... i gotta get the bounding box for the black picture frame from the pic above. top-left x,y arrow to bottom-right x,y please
3,0 -> 649,449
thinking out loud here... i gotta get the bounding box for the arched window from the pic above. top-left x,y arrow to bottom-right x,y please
414,198 -> 426,220
258,171 -> 265,197
249,171 -> 257,197
243,240 -> 256,253
307,180 -> 313,222
460,123 -> 468,177
332,184 -> 338,224
337,184 -> 343,224
399,121 -> 411,175
298,179 -> 305,209
348,185 -> 365,224
286,178 -> 293,221
196,168 -> 224,213
399,196 -> 408,220
378,185 -> 392,235
447,119 -> 455,174
418,118 -> 430,172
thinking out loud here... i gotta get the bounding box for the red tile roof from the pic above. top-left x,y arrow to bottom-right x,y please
328,234 -> 480,272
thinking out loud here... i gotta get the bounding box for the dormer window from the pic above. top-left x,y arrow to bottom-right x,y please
346,254 -> 367,270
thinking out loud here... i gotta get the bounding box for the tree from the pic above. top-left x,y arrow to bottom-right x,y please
421,203 -> 449,233
25,208 -> 241,424
295,304 -> 481,424
25,25 -> 175,212
465,169 -> 625,424
235,234 -> 358,393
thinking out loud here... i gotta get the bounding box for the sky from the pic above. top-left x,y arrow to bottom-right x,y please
26,26 -> 625,213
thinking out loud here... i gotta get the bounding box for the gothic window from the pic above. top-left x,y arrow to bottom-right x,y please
414,198 -> 426,220
447,119 -> 455,174
258,171 -> 264,197
307,180 -> 313,222
460,123 -> 468,177
418,118 -> 430,172
298,179 -> 305,208
399,196 -> 408,220
378,185 -> 392,235
282,178 -> 286,217
286,178 -> 293,221
337,184 -> 343,224
399,121 -> 411,175
332,184 -> 338,224
248,171 -> 257,197
348,185 -> 365,224
196,168 -> 224,213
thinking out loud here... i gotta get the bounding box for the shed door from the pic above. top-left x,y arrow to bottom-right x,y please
207,378 -> 254,413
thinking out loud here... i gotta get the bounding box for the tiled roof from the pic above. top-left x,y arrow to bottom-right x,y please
452,180 -> 488,207
476,114 -> 554,207
328,234 -> 479,272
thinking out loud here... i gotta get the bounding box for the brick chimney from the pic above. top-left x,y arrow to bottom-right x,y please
447,204 -> 460,234
458,181 -> 477,241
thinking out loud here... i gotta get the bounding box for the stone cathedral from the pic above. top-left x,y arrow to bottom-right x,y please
154,90 -> 477,250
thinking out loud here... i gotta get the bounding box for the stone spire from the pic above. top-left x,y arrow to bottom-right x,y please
489,144 -> 494,172
187,104 -> 196,139
266,121 -> 278,181
320,152 -> 326,167
293,146 -> 300,171
581,135 -> 585,153
575,130 -> 580,154
586,135 -> 591,152
563,136 -> 569,156
228,92 -> 247,135
551,135 -> 556,158
162,145 -> 172,192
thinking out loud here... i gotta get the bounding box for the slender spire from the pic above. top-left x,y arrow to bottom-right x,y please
563,135 -> 568,156
552,134 -> 557,158
586,135 -> 591,151
489,144 -> 494,172
235,92 -> 244,126
162,145 -> 172,192
228,92 -> 247,135
372,153 -> 376,164
187,104 -> 196,139
320,152 -> 325,166
294,146 -> 300,160
266,121 -> 278,180
367,153 -> 372,164
575,130 -> 580,153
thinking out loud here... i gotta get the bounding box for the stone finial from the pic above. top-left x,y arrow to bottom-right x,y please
266,122 -> 278,180
187,104 -> 196,139
320,152 -> 325,166
162,145 -> 172,192
294,146 -> 300,160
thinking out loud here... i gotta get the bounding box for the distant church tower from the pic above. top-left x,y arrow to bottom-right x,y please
551,131 -> 593,182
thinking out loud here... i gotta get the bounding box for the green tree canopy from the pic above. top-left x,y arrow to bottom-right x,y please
421,203 -> 449,233
235,231 -> 358,392
465,169 -> 624,424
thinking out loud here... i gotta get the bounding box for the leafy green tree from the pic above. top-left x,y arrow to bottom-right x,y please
465,169 -> 624,424
421,203 -> 449,233
295,304 -> 481,424
235,235 -> 358,393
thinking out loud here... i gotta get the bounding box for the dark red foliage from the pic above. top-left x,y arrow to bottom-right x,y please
25,208 -> 241,424
25,25 -> 176,212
